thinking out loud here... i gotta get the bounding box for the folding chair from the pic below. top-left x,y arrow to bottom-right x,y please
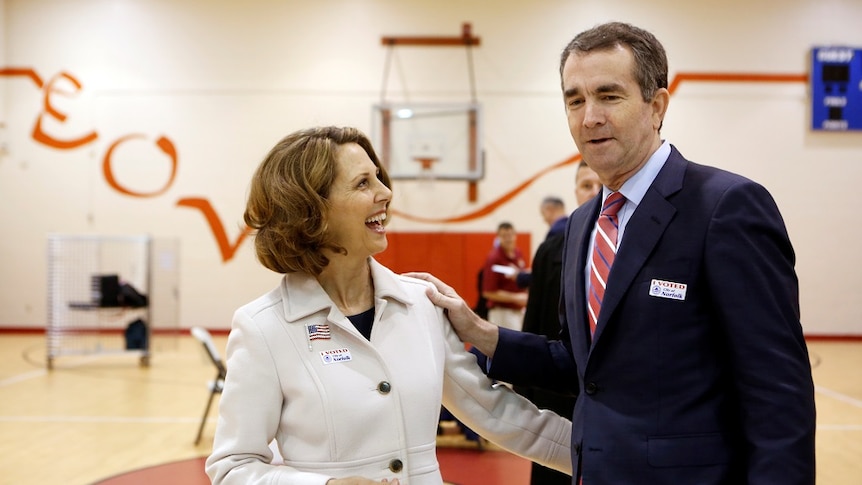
191,326 -> 226,445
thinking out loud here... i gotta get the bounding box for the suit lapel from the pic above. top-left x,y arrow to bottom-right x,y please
590,147 -> 687,346
566,195 -> 600,360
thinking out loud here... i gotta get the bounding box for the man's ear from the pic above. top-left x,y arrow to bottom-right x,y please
651,87 -> 670,131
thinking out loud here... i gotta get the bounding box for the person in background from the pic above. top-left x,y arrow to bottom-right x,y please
540,196 -> 569,239
411,21 -> 816,484
516,161 -> 599,485
516,196 -> 569,289
573,162 -> 601,209
517,165 -> 602,289
205,126 -> 573,485
480,221 -> 528,331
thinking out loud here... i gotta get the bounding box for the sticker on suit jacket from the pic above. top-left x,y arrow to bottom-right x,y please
320,348 -> 352,365
649,279 -> 687,301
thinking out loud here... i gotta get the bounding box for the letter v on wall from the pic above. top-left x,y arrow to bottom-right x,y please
177,198 -> 253,262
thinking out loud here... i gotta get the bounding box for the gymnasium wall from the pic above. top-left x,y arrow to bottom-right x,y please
1,0 -> 861,335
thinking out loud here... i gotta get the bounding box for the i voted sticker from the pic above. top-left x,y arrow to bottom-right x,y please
320,348 -> 352,365
649,279 -> 687,301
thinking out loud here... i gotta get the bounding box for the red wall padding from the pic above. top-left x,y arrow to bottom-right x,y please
375,232 -> 532,310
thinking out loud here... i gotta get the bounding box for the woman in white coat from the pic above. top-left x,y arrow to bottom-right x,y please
205,126 -> 572,485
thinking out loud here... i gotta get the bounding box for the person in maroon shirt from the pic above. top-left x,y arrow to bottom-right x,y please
481,222 -> 528,331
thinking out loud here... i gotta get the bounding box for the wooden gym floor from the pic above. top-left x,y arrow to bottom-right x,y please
0,333 -> 859,485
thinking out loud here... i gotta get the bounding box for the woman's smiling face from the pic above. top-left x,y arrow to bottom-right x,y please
325,142 -> 392,260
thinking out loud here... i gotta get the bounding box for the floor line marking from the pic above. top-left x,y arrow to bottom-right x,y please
0,369 -> 47,387
0,354 -> 135,387
817,424 -> 862,431
815,384 -> 862,408
0,415 -> 200,423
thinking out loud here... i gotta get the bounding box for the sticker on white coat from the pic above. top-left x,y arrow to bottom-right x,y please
320,348 -> 352,365
649,279 -> 687,301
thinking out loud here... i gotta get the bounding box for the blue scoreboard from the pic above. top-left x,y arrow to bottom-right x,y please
811,47 -> 862,131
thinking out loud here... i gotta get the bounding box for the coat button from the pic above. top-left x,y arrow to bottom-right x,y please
585,382 -> 598,395
377,381 -> 391,394
389,458 -> 403,472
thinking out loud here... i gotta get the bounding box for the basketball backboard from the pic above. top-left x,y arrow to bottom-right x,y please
371,102 -> 484,180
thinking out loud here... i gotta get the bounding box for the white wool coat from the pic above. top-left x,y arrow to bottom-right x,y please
206,258 -> 572,485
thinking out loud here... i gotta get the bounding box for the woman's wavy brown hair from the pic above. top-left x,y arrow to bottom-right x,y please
243,126 -> 392,275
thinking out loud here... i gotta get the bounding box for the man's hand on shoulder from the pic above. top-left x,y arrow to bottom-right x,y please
404,271 -> 500,357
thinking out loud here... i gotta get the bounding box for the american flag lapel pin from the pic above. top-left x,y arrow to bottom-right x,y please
305,323 -> 331,351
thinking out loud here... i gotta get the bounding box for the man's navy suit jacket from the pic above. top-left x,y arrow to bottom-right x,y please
490,146 -> 816,484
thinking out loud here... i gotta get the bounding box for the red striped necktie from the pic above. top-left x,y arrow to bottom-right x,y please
588,191 -> 625,336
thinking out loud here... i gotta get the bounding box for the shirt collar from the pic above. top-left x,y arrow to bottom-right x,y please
281,257 -> 413,322
601,140 -> 670,205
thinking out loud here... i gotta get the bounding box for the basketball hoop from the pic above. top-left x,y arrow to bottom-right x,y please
377,23 -> 483,200
413,156 -> 439,171
413,155 -> 438,187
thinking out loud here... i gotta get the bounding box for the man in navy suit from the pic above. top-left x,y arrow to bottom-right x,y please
411,21 -> 816,484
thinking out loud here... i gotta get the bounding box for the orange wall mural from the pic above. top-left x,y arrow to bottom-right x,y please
0,66 -> 808,267
0,66 -> 252,263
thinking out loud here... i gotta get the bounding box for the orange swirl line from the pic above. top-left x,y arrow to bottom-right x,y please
0,67 -> 44,88
391,71 -> 807,224
391,153 -> 582,223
